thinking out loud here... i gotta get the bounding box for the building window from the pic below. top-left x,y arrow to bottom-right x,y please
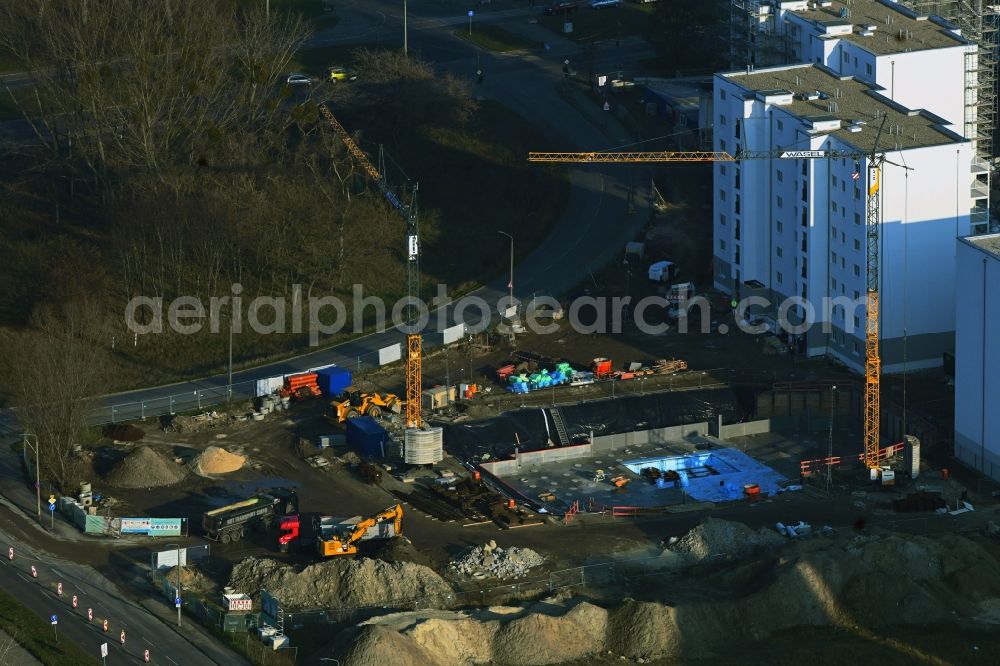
841,257 -> 846,268
841,181 -> 846,192
735,248 -> 741,264
832,277 -> 838,289
832,251 -> 838,263
777,120 -> 784,131
735,219 -> 741,240
720,239 -> 727,250
720,89 -> 727,100
720,189 -> 726,201
801,233 -> 808,252
776,246 -> 783,258
719,115 -> 726,125
832,175 -> 838,187
853,264 -> 861,276
776,220 -> 784,233
720,139 -> 726,151
854,239 -> 861,250
777,271 -> 783,283
719,214 -> 726,226
832,225 -> 838,238
843,51 -> 849,62
853,342 -> 860,355
777,196 -> 783,208
854,212 -> 861,225
735,122 -> 741,138
777,170 -> 783,182
735,171 -> 741,189
735,195 -> 741,214
832,201 -> 838,213
854,315 -> 860,329
866,63 -> 873,76
854,186 -> 861,200
854,290 -> 860,300
720,165 -> 726,175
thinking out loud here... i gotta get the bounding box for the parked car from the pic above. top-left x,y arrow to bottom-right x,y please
590,0 -> 621,7
328,66 -> 358,82
544,1 -> 579,15
286,73 -> 313,86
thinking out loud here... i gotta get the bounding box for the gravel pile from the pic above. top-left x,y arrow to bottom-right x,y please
228,556 -> 454,611
106,446 -> 186,488
667,517 -> 783,562
190,445 -> 245,476
450,541 -> 545,580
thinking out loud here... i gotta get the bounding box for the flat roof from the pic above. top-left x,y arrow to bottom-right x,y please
721,64 -> 963,152
788,0 -> 966,55
965,233 -> 1000,259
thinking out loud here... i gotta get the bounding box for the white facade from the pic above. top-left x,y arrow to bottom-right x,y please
954,235 -> 1000,480
713,64 -> 984,372
769,0 -> 975,141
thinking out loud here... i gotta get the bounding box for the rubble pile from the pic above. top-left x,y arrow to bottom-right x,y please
450,541 -> 545,580
106,446 -> 186,488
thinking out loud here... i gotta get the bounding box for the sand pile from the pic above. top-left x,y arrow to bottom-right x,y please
164,565 -> 215,594
106,446 -> 186,488
667,517 -> 784,562
450,541 -> 545,580
228,556 -> 453,611
190,446 -> 245,476
330,531 -> 1000,665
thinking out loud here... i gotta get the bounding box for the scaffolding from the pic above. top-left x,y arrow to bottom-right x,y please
901,1 -> 999,160
728,0 -> 791,69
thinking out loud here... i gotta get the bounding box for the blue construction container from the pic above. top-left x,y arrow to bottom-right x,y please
316,366 -> 352,397
345,416 -> 387,458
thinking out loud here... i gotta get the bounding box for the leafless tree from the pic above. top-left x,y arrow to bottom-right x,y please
5,300 -> 112,492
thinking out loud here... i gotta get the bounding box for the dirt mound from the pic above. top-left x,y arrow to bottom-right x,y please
228,556 -> 453,611
343,626 -> 438,666
190,446 -> 245,476
104,424 -> 145,442
106,446 -> 186,488
164,565 -> 215,594
668,517 -> 783,561
331,530 -> 1000,664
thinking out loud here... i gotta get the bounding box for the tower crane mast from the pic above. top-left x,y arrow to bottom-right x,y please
529,128 -> 895,469
320,104 -> 422,428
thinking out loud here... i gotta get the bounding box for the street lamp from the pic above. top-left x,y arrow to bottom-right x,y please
166,543 -> 182,627
403,0 -> 408,55
21,433 -> 40,518
497,230 -> 514,311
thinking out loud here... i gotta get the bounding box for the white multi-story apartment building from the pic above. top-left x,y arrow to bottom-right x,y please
954,234 -> 1000,480
713,64 -> 984,372
779,0 -> 976,142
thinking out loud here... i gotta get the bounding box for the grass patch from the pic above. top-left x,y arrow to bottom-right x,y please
0,50 -> 22,74
453,24 -> 537,53
539,3 -> 655,42
0,588 -> 100,665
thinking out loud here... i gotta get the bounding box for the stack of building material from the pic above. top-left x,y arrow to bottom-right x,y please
279,373 -> 321,399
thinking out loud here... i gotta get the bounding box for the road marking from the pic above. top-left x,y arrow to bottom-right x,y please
143,637 -> 153,646
167,657 -> 178,665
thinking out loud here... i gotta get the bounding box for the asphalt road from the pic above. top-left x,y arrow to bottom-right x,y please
0,516 -> 247,665
79,3 -> 659,425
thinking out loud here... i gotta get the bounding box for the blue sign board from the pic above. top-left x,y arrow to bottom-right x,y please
48,503 -> 55,512
120,517 -> 183,536
50,615 -> 57,625
175,597 -> 182,608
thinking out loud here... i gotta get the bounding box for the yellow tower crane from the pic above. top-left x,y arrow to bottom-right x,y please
320,104 -> 422,428
529,123 -> 898,469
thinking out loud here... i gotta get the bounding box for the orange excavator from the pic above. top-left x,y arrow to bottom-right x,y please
316,504 -> 403,557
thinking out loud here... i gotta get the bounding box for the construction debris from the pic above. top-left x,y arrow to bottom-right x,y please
105,446 -> 186,488
450,541 -> 545,580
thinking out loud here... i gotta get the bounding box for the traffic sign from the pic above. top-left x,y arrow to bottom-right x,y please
50,614 -> 57,625
72,595 -> 78,609
56,582 -> 62,596
48,503 -> 55,512
100,642 -> 108,658
175,597 -> 182,609
602,101 -> 610,112
48,495 -> 56,505
468,9 -> 474,17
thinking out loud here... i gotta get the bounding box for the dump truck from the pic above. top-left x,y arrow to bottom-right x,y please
330,386 -> 401,423
201,490 -> 298,544
316,504 -> 402,557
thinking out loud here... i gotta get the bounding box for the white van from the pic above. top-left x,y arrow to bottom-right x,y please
590,0 -> 621,8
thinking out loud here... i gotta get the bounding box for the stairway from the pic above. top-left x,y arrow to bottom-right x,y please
549,408 -> 570,446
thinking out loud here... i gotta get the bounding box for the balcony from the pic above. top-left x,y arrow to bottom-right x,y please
972,155 -> 990,174
971,179 -> 989,199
